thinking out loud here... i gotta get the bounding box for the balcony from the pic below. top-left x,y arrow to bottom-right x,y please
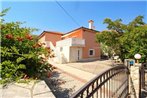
56,38 -> 85,47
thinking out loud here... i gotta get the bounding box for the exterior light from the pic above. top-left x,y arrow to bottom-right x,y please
134,53 -> 141,63
134,54 -> 141,59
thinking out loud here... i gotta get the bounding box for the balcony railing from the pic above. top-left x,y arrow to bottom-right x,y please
56,38 -> 85,47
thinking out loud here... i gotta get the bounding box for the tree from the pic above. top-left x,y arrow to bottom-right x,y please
103,16 -> 145,33
96,16 -> 146,62
103,18 -> 126,33
96,30 -> 121,58
0,8 -> 53,84
120,25 -> 147,62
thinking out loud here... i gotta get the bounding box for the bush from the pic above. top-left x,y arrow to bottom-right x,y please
0,9 -> 52,84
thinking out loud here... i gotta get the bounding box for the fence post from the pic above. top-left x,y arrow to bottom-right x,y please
130,63 -> 141,98
139,65 -> 142,98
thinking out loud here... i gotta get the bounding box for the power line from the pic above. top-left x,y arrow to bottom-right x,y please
55,0 -> 80,26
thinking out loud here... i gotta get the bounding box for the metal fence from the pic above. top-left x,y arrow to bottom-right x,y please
139,63 -> 147,98
71,65 -> 130,98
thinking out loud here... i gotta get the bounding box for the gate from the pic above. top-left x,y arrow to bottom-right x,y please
71,65 -> 130,98
139,63 -> 147,98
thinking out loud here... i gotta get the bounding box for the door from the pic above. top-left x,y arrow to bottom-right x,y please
70,47 -> 82,62
78,49 -> 80,60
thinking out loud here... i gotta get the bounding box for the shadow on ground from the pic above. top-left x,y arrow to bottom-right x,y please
44,71 -> 75,98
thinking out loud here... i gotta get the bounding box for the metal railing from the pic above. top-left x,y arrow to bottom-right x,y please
139,63 -> 147,98
71,65 -> 130,98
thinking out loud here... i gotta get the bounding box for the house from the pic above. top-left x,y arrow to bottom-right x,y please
38,20 -> 101,63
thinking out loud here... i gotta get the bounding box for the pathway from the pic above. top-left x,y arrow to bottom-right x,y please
49,60 -> 96,82
1,80 -> 55,98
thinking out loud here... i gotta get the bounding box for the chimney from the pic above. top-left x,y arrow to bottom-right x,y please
88,20 -> 95,29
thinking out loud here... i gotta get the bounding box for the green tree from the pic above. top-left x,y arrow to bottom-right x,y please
120,25 -> 147,62
96,16 -> 146,62
103,16 -> 145,33
103,18 -> 126,33
96,30 -> 121,58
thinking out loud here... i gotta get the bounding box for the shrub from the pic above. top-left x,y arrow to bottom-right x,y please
0,9 -> 52,84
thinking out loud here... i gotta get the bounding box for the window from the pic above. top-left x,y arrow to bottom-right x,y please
89,49 -> 95,56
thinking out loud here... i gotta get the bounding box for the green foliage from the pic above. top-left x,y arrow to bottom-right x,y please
0,8 -> 52,84
120,25 -> 147,62
0,8 -> 10,17
99,43 -> 114,58
96,30 -> 121,57
103,18 -> 126,33
97,15 -> 147,62
129,16 -> 145,27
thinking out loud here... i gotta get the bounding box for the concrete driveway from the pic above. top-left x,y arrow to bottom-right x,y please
49,59 -> 113,82
66,59 -> 113,74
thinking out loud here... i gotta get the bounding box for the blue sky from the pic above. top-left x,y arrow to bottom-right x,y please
2,0 -> 147,35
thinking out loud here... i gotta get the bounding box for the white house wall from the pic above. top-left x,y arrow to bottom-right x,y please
55,46 -> 70,63
62,46 -> 70,62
